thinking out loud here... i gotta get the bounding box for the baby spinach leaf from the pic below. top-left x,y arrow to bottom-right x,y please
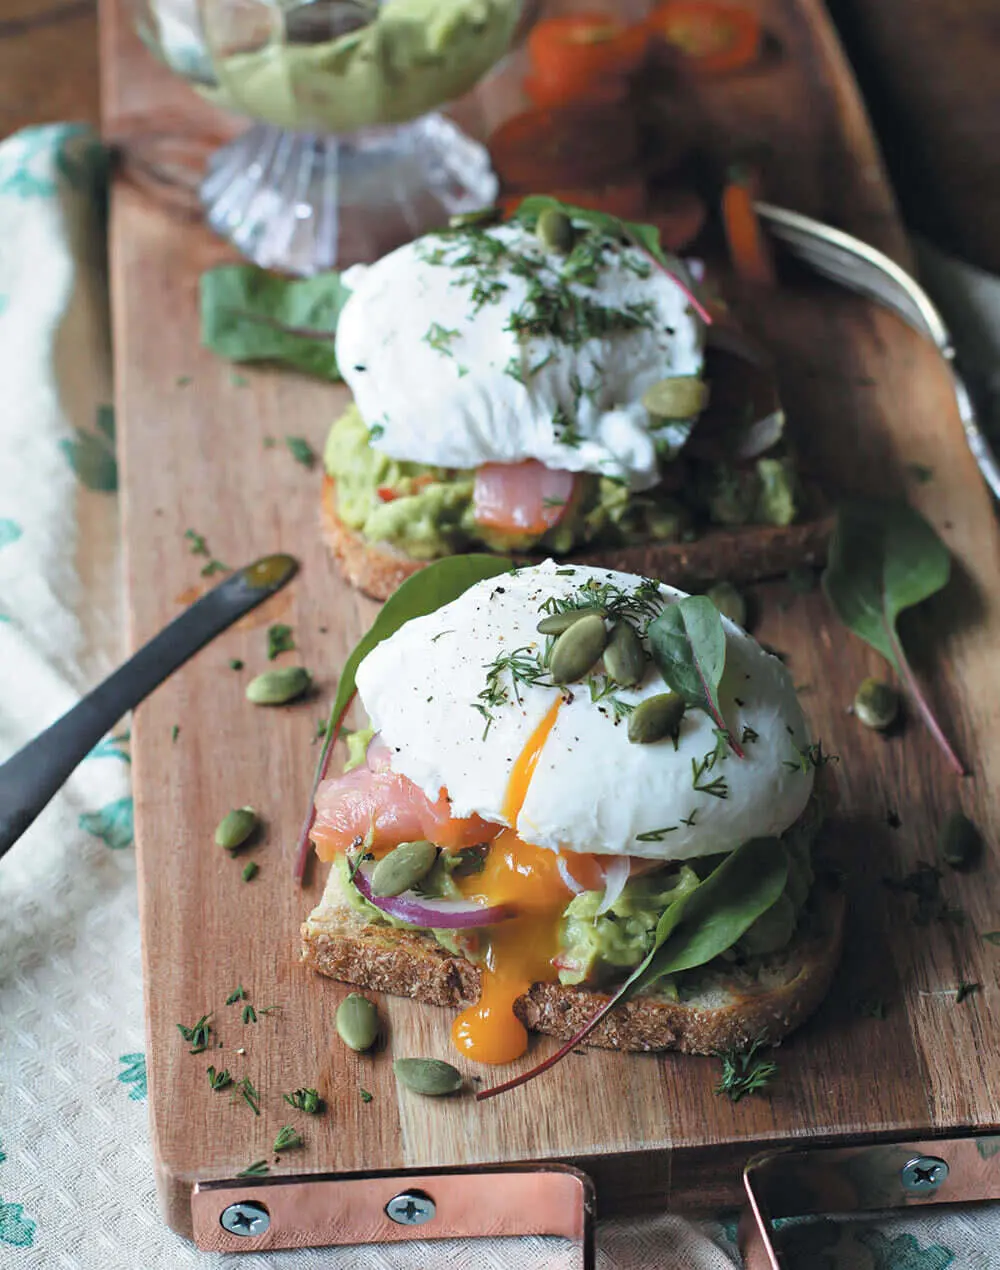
294,555 -> 514,881
648,595 -> 744,756
822,500 -> 965,774
623,837 -> 788,997
200,266 -> 351,381
478,837 -> 788,1100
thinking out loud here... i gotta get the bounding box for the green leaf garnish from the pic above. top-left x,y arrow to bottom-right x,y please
285,435 -> 317,468
267,623 -> 295,660
273,1124 -> 303,1152
283,1087 -> 323,1114
822,500 -> 965,774
200,265 -> 350,380
176,1013 -> 212,1054
294,555 -> 514,882
648,596 -> 743,757
237,1159 -> 269,1178
478,837 -> 788,1099
207,1066 -> 232,1091
714,1040 -> 778,1102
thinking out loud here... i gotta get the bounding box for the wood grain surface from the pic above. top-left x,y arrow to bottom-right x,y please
100,0 -> 1000,1247
0,0 -> 99,134
830,0 -> 1000,275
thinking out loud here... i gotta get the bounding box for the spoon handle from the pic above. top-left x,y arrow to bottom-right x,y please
0,554 -> 297,860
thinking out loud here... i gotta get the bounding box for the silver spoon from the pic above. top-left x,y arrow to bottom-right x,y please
0,553 -> 297,860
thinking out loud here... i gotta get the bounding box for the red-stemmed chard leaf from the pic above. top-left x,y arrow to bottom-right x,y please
477,838 -> 788,1100
511,195 -> 713,324
821,500 -> 965,776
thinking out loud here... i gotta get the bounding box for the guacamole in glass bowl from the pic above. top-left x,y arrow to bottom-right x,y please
197,0 -> 524,134
133,0 -> 529,272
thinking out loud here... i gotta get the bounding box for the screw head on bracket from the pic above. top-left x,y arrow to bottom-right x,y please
220,1200 -> 270,1237
901,1157 -> 949,1193
385,1190 -> 436,1227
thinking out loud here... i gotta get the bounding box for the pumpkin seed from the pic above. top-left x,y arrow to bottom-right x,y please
853,677 -> 899,731
215,806 -> 257,850
603,622 -> 645,687
371,840 -> 438,897
448,206 -> 502,230
642,376 -> 709,420
628,692 -> 686,744
939,811 -> 982,872
536,604 -> 605,636
336,994 -> 379,1053
705,581 -> 746,628
393,1057 -> 463,1097
549,613 -> 608,684
536,207 -> 575,254
245,666 -> 311,706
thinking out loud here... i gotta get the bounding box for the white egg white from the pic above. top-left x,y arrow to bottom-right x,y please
355,561 -> 815,860
335,222 -> 704,492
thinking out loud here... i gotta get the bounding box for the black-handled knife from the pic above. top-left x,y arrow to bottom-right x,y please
0,553 -> 298,860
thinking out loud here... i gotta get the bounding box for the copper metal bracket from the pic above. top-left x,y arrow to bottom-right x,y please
192,1162 -> 594,1264
740,1133 -> 1000,1268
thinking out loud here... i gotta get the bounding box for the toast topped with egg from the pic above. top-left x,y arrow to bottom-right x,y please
321,199 -> 829,600
301,560 -> 843,1069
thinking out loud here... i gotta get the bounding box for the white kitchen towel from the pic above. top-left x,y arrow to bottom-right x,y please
0,122 -> 996,1270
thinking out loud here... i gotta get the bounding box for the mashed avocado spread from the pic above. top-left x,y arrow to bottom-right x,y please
334,791 -> 822,992
325,405 -> 798,559
198,0 -> 521,133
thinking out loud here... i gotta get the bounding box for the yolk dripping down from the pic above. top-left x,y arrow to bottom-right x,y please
451,698 -> 604,1065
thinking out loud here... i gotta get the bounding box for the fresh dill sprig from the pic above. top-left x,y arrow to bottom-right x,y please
783,740 -> 839,773
232,1076 -> 261,1116
225,986 -> 246,1005
273,1124 -> 303,1153
588,674 -> 635,721
207,1066 -> 232,1091
714,1041 -> 778,1103
423,322 -> 460,356
177,1014 -> 212,1054
635,825 -> 678,843
538,576 -> 663,635
237,1159 -> 269,1178
242,1003 -> 258,1025
691,748 -> 730,799
474,646 -> 548,738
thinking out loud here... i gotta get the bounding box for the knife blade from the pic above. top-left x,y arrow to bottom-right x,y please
0,553 -> 298,860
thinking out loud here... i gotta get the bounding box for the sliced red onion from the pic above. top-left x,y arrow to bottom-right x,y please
365,732 -> 392,773
556,854 -> 586,896
595,855 -> 631,916
352,862 -> 514,929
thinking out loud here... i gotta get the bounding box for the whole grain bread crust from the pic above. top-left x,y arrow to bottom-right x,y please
321,475 -> 833,602
301,878 -> 845,1055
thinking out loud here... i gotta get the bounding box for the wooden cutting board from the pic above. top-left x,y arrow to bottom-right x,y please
100,0 -> 1000,1244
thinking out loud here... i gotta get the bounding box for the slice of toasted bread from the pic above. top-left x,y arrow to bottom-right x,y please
301,868 -> 845,1055
321,475 -> 833,602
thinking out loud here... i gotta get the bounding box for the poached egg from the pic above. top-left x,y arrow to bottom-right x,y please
342,562 -> 815,1065
335,220 -> 705,492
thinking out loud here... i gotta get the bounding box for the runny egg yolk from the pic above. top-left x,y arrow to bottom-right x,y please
451,698 -> 604,1065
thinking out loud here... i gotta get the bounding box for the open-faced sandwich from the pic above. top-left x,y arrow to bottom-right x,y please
322,199 -> 828,600
302,559 -> 843,1088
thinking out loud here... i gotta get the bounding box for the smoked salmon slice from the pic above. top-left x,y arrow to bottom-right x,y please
312,766 -> 501,861
473,460 -> 578,536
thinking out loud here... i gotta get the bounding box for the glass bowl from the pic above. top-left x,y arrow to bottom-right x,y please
133,0 -> 529,272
